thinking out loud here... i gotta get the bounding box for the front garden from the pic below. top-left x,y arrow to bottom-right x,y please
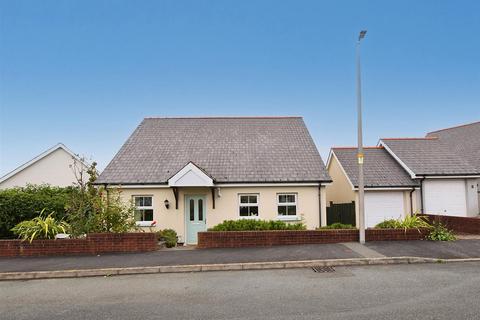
0,162 -> 161,256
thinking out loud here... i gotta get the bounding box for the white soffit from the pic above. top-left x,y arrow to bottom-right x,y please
168,162 -> 214,187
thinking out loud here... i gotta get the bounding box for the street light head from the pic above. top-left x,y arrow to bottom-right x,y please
358,30 -> 367,41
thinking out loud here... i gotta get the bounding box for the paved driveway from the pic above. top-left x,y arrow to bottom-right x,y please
365,239 -> 480,259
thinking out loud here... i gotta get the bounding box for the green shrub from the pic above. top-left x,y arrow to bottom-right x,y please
375,219 -> 400,229
11,209 -> 71,242
209,219 -> 306,231
156,229 -> 178,248
375,215 -> 432,232
0,185 -> 74,238
318,223 -> 356,230
427,222 -> 456,241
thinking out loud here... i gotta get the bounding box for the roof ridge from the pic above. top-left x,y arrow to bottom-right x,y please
144,116 -> 303,120
427,120 -> 480,135
380,137 -> 438,141
332,146 -> 384,150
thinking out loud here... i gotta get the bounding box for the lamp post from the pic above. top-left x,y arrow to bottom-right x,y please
356,30 -> 367,244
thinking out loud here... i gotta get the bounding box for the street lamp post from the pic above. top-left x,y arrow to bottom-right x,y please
356,30 -> 367,244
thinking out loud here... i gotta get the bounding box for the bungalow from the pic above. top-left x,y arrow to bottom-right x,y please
0,143 -> 89,189
326,147 -> 420,228
96,117 -> 332,244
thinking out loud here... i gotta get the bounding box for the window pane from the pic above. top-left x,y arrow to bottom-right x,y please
240,206 -> 249,216
287,205 -> 296,216
190,199 -> 195,221
278,195 -> 287,203
135,197 -> 143,207
278,205 -> 287,216
144,209 -> 154,221
144,197 -> 152,206
249,206 -> 258,216
248,195 -> 257,204
286,195 -> 295,203
198,199 -> 203,221
240,196 -> 249,203
134,210 -> 142,221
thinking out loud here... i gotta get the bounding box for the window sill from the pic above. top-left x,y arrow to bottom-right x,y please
276,216 -> 301,221
239,216 -> 259,220
136,221 -> 155,227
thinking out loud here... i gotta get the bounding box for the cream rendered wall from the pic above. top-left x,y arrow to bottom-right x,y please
120,185 -> 322,242
326,155 -> 355,205
0,149 -> 88,189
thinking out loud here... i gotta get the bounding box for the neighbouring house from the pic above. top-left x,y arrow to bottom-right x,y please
326,147 -> 420,228
380,121 -> 480,217
326,121 -> 480,226
0,143 -> 89,189
95,117 -> 331,244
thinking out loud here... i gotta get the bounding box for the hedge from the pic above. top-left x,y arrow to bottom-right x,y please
0,185 -> 74,238
209,219 -> 306,231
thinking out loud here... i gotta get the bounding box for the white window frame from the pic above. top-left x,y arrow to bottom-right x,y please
238,193 -> 259,219
133,195 -> 154,227
276,193 -> 300,221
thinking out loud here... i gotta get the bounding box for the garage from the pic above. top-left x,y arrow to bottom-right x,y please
423,179 -> 467,216
364,191 -> 405,228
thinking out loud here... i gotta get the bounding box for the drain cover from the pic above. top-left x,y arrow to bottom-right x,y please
312,266 -> 335,273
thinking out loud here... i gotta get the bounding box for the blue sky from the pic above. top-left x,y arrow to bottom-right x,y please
1,0 -> 479,175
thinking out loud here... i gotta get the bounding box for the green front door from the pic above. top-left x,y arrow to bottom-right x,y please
185,195 -> 207,244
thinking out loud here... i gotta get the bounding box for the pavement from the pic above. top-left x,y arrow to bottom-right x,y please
1,240 -> 480,280
2,262 -> 480,320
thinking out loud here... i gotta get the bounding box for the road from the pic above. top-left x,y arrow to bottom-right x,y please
1,262 -> 479,320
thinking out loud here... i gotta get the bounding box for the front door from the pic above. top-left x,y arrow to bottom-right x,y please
185,195 -> 207,244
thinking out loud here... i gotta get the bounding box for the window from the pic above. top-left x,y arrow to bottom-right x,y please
277,194 -> 297,216
134,196 -> 154,224
239,194 -> 259,217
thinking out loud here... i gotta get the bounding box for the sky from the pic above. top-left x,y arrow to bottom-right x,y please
1,0 -> 479,175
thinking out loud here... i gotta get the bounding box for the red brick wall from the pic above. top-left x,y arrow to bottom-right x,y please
197,229 -> 428,248
365,228 -> 429,241
423,214 -> 480,234
0,233 -> 157,257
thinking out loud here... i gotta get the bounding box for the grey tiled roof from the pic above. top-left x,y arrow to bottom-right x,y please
332,147 -> 418,188
97,117 -> 331,184
426,121 -> 480,171
381,137 -> 480,176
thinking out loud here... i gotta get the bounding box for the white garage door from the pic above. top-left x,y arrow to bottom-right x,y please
424,179 -> 467,216
365,191 -> 405,228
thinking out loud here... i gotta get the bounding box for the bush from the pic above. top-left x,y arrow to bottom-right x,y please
0,185 -> 74,238
66,162 -> 137,236
10,209 -> 71,242
375,215 -> 432,232
156,229 -> 178,248
318,223 -> 356,230
375,219 -> 400,229
427,222 -> 456,241
209,219 -> 306,231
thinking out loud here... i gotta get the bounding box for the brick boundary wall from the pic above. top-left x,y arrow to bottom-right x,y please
0,233 -> 157,257
422,214 -> 480,234
197,229 -> 428,249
